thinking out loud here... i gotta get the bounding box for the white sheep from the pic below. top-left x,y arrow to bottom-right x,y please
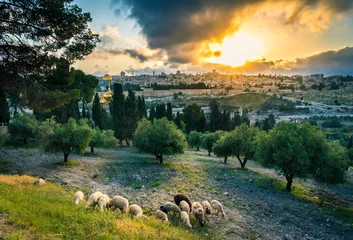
34,178 -> 46,186
85,191 -> 103,208
211,200 -> 226,217
129,204 -> 143,219
181,211 -> 192,228
160,201 -> 181,215
109,196 -> 129,213
98,194 -> 111,211
155,210 -> 168,222
74,191 -> 84,205
179,200 -> 190,214
201,200 -> 212,215
192,202 -> 206,226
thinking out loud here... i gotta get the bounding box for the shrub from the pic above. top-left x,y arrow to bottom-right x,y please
89,129 -> 118,153
8,113 -> 39,144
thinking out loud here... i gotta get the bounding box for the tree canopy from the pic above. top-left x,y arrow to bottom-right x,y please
134,118 -> 186,164
188,131 -> 203,151
202,131 -> 224,156
8,113 -> 39,144
255,122 -> 348,191
0,0 -> 99,112
89,129 -> 118,153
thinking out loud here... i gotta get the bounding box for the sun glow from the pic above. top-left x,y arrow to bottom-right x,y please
206,32 -> 263,67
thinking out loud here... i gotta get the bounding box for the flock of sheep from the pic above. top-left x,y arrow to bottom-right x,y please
74,191 -> 226,229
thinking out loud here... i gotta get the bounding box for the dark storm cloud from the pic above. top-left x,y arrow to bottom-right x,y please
104,48 -> 164,63
111,0 -> 353,64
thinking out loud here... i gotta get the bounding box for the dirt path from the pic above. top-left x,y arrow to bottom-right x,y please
0,147 -> 352,239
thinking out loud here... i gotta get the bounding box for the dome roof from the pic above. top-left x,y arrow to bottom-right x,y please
102,74 -> 112,81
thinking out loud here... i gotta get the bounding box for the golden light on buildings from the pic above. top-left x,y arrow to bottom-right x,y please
99,97 -> 107,105
101,74 -> 113,102
102,74 -> 112,81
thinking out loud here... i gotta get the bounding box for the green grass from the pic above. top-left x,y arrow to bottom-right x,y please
324,208 -> 353,226
0,175 -> 212,240
218,93 -> 270,110
55,159 -> 81,168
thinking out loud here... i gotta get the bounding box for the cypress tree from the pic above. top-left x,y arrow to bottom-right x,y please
348,135 -> 353,149
174,111 -> 182,129
0,90 -> 10,124
149,107 -> 156,121
210,99 -> 221,132
124,90 -> 138,146
142,96 -> 147,117
197,110 -> 207,132
167,103 -> 173,121
111,83 -> 126,145
92,93 -> 103,129
263,118 -> 270,132
268,113 -> 276,129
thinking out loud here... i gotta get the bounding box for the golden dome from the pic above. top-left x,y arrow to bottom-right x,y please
104,87 -> 113,101
100,97 -> 107,105
102,74 -> 112,81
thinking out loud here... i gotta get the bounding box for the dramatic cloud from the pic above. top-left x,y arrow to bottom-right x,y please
103,48 -> 164,63
111,0 -> 353,64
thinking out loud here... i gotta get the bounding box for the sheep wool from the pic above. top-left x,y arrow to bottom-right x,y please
174,193 -> 192,209
211,200 -> 226,217
86,191 -> 103,208
202,200 -> 212,215
181,211 -> 192,228
179,200 -> 190,214
109,196 -> 129,213
160,201 -> 181,215
155,210 -> 168,222
129,204 -> 143,219
98,194 -> 111,211
35,178 -> 46,186
192,202 -> 206,226
74,191 -> 84,205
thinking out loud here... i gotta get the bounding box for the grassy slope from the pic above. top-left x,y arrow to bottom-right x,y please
0,175 -> 210,240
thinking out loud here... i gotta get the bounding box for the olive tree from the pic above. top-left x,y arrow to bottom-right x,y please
188,131 -> 203,151
89,129 -> 118,153
134,118 -> 186,164
213,133 -> 234,163
255,122 -> 348,192
46,118 -> 94,162
8,113 -> 39,144
202,131 -> 224,156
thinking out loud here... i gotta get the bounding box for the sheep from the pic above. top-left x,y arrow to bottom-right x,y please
179,200 -> 190,214
160,201 -> 181,215
129,204 -> 143,219
192,202 -> 206,226
74,191 -> 84,205
98,194 -> 111,211
211,200 -> 226,217
155,210 -> 168,222
85,191 -> 103,208
174,193 -> 192,209
34,178 -> 46,186
181,211 -> 192,229
201,200 -> 212,215
109,196 -> 129,213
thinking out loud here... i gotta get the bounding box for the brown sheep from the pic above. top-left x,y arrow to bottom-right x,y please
192,202 -> 206,226
174,193 -> 192,209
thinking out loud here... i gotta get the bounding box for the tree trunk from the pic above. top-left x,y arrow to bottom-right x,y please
208,151 -> 211,156
155,154 -> 163,164
120,141 -> 123,147
125,139 -> 130,147
285,175 -> 293,192
24,138 -> 27,145
64,152 -> 69,162
224,156 -> 227,164
91,147 -> 94,153
237,156 -> 246,169
197,146 -> 199,151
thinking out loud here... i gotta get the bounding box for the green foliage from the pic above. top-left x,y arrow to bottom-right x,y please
213,124 -> 258,167
201,131 -> 224,156
124,90 -> 139,145
134,118 -> 186,164
92,93 -> 103,129
209,99 -> 221,132
89,129 -> 118,153
322,118 -> 342,128
0,132 -> 6,146
111,83 -> 126,143
183,103 -> 202,133
8,114 -> 39,144
0,91 -> 10,124
1,0 -> 99,112
46,118 -> 94,162
255,122 -> 348,191
188,131 -> 203,150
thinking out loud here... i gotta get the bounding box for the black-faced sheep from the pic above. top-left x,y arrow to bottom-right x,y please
155,210 -> 168,222
211,200 -> 226,217
174,194 -> 192,209
201,200 -> 212,215
192,202 -> 206,226
74,191 -> 84,205
179,200 -> 190,214
98,194 -> 111,211
129,204 -> 143,219
85,191 -> 103,208
160,201 -> 181,215
109,196 -> 129,213
181,211 -> 192,228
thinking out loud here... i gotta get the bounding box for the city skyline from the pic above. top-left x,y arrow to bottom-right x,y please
73,0 -> 353,76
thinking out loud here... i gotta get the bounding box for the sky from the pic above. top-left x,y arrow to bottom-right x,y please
73,0 -> 353,76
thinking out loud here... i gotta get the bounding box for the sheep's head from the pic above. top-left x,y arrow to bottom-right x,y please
160,205 -> 168,214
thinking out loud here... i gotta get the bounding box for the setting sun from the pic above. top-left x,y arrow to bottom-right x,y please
206,32 -> 264,67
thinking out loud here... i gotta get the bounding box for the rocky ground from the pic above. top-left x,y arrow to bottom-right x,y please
0,146 -> 352,240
